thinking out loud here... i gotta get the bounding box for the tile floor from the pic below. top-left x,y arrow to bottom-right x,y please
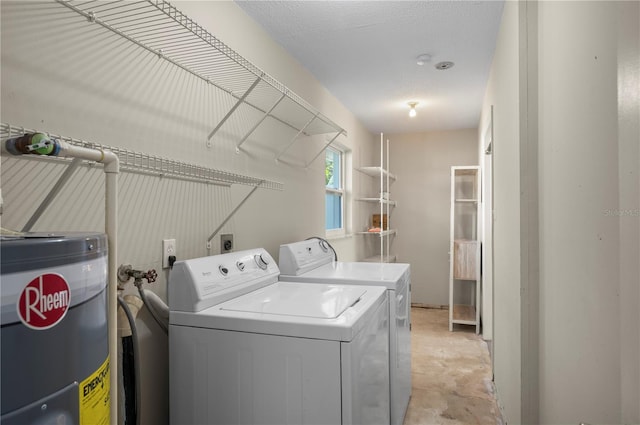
403,307 -> 504,425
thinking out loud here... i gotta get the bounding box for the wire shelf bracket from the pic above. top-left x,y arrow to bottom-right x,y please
206,77 -> 262,147
55,0 -> 347,155
236,93 -> 286,153
305,131 -> 344,169
205,183 -> 261,254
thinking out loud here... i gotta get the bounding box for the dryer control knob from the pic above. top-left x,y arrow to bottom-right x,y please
219,265 -> 229,276
254,254 -> 269,270
236,261 -> 245,271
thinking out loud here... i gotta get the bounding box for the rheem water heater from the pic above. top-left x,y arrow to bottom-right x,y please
1,232 -> 109,425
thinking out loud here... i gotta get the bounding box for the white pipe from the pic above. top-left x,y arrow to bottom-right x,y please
105,167 -> 118,425
38,139 -> 120,425
386,138 -> 390,262
380,133 -> 383,262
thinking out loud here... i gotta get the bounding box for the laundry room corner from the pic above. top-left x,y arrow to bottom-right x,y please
5,1 -> 634,424
388,130 -> 479,307
1,1 -> 376,423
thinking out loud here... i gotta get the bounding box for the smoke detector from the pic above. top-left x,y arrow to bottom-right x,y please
435,61 -> 455,70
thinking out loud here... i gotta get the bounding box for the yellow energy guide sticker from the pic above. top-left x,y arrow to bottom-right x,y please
79,356 -> 110,425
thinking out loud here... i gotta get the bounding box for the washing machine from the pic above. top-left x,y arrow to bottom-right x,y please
279,239 -> 411,425
168,248 -> 390,425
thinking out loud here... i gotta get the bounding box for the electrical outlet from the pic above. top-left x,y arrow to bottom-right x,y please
221,234 -> 233,253
162,239 -> 176,269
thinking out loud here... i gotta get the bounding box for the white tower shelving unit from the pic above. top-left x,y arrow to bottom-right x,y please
449,166 -> 481,333
356,133 -> 397,263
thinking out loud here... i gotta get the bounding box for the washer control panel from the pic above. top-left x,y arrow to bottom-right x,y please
169,248 -> 278,312
278,239 -> 334,276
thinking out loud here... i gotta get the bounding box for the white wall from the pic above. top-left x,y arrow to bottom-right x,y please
537,1 -> 639,423
387,130 -> 477,306
483,1 -> 640,424
478,110 -> 494,341
538,2 -> 619,422
0,1 -> 375,423
479,1 -> 523,422
617,2 -> 640,422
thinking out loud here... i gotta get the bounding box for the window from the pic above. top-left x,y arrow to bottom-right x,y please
325,146 -> 344,233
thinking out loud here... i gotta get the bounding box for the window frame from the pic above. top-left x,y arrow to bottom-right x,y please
325,145 -> 347,238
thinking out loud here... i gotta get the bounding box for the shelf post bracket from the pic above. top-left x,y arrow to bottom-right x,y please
206,182 -> 263,254
207,76 -> 262,145
275,113 -> 318,162
304,131 -> 343,168
236,93 -> 286,153
22,157 -> 83,232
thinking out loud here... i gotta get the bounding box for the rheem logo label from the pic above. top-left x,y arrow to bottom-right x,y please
18,273 -> 71,330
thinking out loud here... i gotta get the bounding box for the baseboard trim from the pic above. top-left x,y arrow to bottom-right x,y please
411,303 -> 449,310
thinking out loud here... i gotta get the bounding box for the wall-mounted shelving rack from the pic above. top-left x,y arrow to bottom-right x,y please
355,134 -> 397,263
1,124 -> 282,190
1,123 -> 282,242
357,166 -> 397,182
55,0 -> 346,163
355,198 -> 397,207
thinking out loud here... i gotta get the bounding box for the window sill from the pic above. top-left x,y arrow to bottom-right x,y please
324,232 -> 353,241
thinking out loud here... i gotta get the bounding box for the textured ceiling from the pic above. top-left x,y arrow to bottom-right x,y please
236,1 -> 504,134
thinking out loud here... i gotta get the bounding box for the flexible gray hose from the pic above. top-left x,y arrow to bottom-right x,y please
137,286 -> 169,334
118,295 -> 141,425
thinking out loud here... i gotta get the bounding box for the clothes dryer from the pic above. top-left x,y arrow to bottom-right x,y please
279,239 -> 411,425
169,248 -> 390,425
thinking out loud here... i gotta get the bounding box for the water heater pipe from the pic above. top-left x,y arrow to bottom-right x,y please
4,135 -> 120,425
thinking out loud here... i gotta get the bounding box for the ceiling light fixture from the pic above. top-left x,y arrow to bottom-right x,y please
416,54 -> 432,66
408,102 -> 418,118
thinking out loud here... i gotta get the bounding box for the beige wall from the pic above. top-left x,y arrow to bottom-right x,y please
617,2 -> 640,422
387,129 -> 478,306
478,110 -> 494,341
480,0 -> 524,421
537,1 -> 639,423
0,1 -> 375,423
537,1 -> 619,421
483,1 -> 640,424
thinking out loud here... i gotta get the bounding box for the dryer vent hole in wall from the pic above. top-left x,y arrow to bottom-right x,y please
221,234 -> 233,253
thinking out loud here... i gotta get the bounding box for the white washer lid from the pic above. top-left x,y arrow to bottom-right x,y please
281,261 -> 409,289
221,282 -> 365,319
170,281 -> 387,341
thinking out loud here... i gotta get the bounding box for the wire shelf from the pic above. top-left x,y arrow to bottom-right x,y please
1,123 -> 283,190
54,0 -> 346,142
